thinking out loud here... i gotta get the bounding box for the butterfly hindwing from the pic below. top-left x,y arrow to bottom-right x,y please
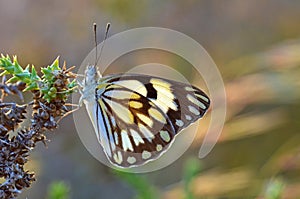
96,85 -> 175,167
95,74 -> 210,167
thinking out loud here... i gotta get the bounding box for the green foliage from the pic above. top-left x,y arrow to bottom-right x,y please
183,158 -> 202,199
46,181 -> 70,199
112,170 -> 159,199
264,179 -> 285,199
0,55 -> 40,90
0,54 -> 77,102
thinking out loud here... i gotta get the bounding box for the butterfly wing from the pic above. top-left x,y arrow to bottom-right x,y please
95,74 -> 210,167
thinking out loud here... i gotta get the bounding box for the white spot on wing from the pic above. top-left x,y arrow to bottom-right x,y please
114,132 -> 119,145
185,115 -> 192,121
148,108 -> 166,124
187,94 -> 206,109
185,86 -> 196,92
113,151 -> 123,164
130,129 -> 144,146
104,90 -> 139,100
113,80 -> 147,97
188,105 -> 200,116
156,144 -> 163,151
152,99 -> 170,113
160,130 -> 171,142
127,156 -> 136,164
195,93 -> 209,102
150,78 -> 177,112
121,130 -> 133,151
139,124 -> 154,141
137,113 -> 153,127
175,119 -> 184,127
142,150 -> 152,159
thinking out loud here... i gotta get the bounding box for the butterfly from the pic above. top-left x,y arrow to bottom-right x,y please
79,64 -> 210,168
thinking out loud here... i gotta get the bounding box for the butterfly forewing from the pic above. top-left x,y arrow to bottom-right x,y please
104,74 -> 210,131
93,74 -> 210,167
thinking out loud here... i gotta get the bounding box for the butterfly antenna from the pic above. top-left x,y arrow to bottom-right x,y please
94,22 -> 111,67
93,23 -> 98,67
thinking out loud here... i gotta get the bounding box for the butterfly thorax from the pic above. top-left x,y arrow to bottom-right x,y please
80,65 -> 101,104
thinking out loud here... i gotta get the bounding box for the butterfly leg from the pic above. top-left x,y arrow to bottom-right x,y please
57,103 -> 80,123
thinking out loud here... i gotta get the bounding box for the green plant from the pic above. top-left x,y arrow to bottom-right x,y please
46,181 -> 70,199
183,158 -> 202,199
0,55 -> 76,198
112,169 -> 159,199
263,178 -> 285,199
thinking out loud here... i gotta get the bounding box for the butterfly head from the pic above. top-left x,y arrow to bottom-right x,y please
85,65 -> 100,84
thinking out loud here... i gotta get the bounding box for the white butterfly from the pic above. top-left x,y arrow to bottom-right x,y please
79,64 -> 210,168
79,24 -> 210,168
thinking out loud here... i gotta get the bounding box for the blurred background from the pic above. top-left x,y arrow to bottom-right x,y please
1,0 -> 300,198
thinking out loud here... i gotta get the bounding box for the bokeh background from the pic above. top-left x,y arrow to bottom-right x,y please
1,0 -> 300,198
